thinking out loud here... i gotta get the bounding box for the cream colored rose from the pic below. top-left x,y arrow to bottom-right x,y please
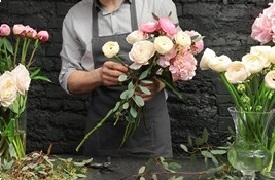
174,31 -> 191,48
102,41 -> 120,58
225,61 -> 251,84
126,30 -> 145,44
200,48 -> 216,70
0,71 -> 17,107
268,46 -> 275,64
208,55 -> 232,72
249,45 -> 271,68
265,70 -> 275,89
129,40 -> 155,70
153,36 -> 174,54
11,64 -> 31,95
241,54 -> 264,74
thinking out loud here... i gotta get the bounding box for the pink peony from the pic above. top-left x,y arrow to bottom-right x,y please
37,30 -> 49,42
0,24 -> 11,37
12,24 -> 27,36
169,52 -> 197,80
159,17 -> 177,37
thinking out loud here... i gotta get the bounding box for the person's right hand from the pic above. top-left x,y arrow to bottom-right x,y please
100,61 -> 128,86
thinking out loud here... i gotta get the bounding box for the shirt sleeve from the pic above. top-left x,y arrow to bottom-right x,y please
59,12 -> 84,94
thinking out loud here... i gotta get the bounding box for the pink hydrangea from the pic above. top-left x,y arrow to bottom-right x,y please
169,52 -> 197,80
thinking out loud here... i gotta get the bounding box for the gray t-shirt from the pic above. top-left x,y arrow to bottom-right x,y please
59,0 -> 179,94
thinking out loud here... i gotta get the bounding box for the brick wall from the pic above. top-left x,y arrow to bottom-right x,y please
0,0 -> 272,155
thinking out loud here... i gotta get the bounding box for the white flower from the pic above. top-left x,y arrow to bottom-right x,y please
208,55 -> 232,72
129,40 -> 155,70
0,71 -> 17,107
126,30 -> 145,44
11,64 -> 31,95
268,46 -> 275,64
153,36 -> 174,54
265,70 -> 275,89
102,41 -> 120,58
225,61 -> 251,84
241,54 -> 264,74
174,31 -> 191,48
200,48 -> 216,70
249,45 -> 272,68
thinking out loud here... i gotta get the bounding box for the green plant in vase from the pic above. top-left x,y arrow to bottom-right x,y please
0,24 -> 50,161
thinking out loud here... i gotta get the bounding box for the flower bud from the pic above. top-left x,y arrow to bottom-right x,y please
237,84 -> 246,94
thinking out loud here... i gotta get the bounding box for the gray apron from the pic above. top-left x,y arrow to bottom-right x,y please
83,0 -> 173,157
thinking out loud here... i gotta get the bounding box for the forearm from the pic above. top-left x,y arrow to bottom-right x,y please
67,68 -> 103,95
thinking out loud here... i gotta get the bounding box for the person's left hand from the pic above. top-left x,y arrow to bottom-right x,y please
135,79 -> 164,102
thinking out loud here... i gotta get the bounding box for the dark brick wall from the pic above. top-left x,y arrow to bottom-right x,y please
0,0 -> 272,155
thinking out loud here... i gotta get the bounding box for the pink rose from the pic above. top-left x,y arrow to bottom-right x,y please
12,24 -> 26,36
37,30 -> 49,42
140,21 -> 158,33
0,24 -> 11,37
159,17 -> 177,37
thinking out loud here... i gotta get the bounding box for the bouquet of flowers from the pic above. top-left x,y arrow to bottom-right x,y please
0,23 -> 50,161
76,13 -> 204,151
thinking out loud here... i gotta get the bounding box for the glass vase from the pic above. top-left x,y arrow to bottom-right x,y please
227,107 -> 275,180
0,111 -> 27,162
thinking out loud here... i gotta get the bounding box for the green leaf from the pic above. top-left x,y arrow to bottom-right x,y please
180,144 -> 188,152
210,149 -> 227,155
118,74 -> 128,82
130,107 -> 138,118
202,128 -> 209,143
122,102 -> 129,109
138,85 -> 151,95
187,136 -> 193,147
133,95 -> 144,107
195,137 -> 204,146
139,69 -> 149,80
168,162 -> 181,170
120,91 -> 129,100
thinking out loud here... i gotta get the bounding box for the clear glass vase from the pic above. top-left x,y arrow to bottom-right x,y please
227,107 -> 275,180
0,111 -> 27,162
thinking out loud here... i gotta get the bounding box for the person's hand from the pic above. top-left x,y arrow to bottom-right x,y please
100,61 -> 128,86
135,79 -> 165,102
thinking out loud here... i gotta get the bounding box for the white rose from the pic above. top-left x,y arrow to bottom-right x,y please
102,41 -> 120,58
208,55 -> 232,72
129,40 -> 155,70
11,64 -> 31,95
241,54 -> 264,74
153,36 -> 174,54
200,48 -> 216,70
249,45 -> 271,68
265,70 -> 275,89
225,61 -> 251,84
126,30 -> 145,44
268,46 -> 275,64
0,71 -> 17,107
174,31 -> 191,48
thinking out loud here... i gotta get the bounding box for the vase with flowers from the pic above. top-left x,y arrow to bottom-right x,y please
75,12 -> 204,152
0,24 -> 50,162
200,44 -> 275,179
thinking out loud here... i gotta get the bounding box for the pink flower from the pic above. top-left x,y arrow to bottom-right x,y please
141,21 -> 158,33
159,17 -> 177,37
25,26 -> 37,39
12,24 -> 27,36
185,30 -> 204,53
0,24 -> 11,37
157,48 -> 177,68
169,52 -> 197,80
37,30 -> 49,42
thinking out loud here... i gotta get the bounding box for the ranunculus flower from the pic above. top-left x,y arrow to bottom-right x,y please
225,61 -> 251,84
159,17 -> 177,37
126,30 -> 145,44
265,70 -> 275,89
0,24 -> 11,37
37,30 -> 49,42
174,31 -> 191,48
249,45 -> 272,68
11,64 -> 31,95
185,30 -> 204,53
200,48 -> 216,70
154,36 -> 174,54
102,41 -> 120,58
241,54 -> 264,74
129,40 -> 155,70
140,21 -> 158,33
0,71 -> 17,107
208,55 -> 232,72
268,46 -> 275,64
12,24 -> 26,36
